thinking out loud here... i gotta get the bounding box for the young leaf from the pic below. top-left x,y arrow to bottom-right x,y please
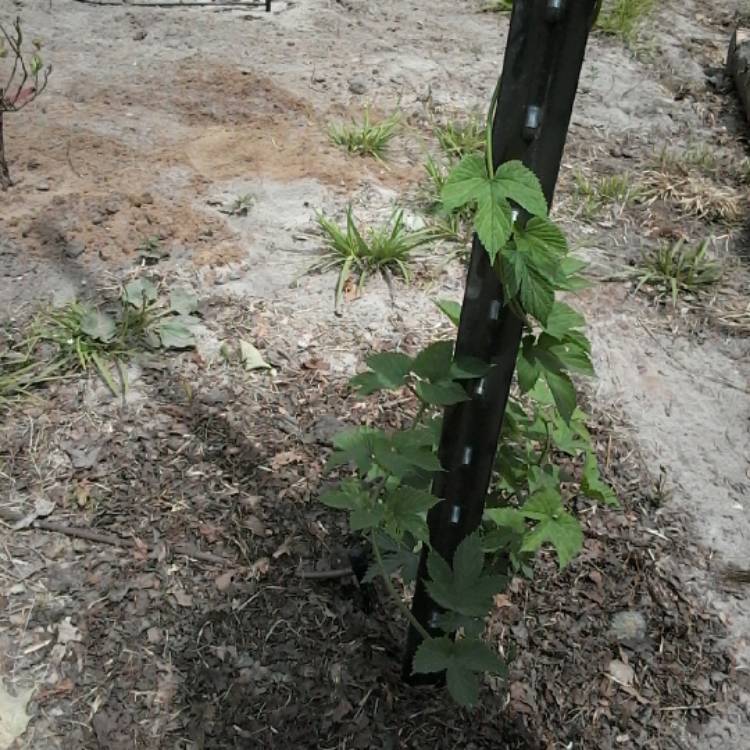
415,380 -> 469,406
412,341 -> 453,383
327,427 -> 379,473
79,307 -> 117,343
581,452 -> 619,507
441,154 -> 488,212
350,504 -> 386,532
435,299 -> 462,326
349,371 -> 386,395
426,534 -> 506,616
521,489 -> 583,568
123,278 -> 158,307
366,352 -> 413,389
169,287 -> 199,316
544,301 -> 585,340
320,479 -> 369,510
516,337 -> 540,393
474,185 -> 513,261
543,369 -> 576,425
493,161 -> 547,218
384,486 -> 440,540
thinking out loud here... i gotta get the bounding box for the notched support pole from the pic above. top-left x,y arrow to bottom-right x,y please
402,0 -> 599,684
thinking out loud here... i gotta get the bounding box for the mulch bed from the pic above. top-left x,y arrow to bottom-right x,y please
0,301 -> 742,749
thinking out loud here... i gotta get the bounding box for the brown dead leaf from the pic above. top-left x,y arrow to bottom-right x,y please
171,587 -> 193,607
270,450 -> 305,470
249,558 -> 270,579
243,515 -> 267,537
198,523 -> 222,543
272,535 -> 294,559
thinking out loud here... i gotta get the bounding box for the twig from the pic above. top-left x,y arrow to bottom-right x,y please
299,567 -> 353,580
0,508 -> 229,565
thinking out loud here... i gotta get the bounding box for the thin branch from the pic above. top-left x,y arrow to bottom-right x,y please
0,507 -> 230,565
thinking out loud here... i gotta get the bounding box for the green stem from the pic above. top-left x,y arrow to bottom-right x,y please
485,76 -> 502,178
370,530 -> 431,642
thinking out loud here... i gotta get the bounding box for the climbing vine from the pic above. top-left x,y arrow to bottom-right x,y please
321,101 -> 617,706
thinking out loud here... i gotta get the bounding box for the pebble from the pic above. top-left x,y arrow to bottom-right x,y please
64,241 -> 85,259
608,610 -> 647,645
349,77 -> 367,95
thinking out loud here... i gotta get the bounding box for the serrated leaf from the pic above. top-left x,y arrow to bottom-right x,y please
544,301 -> 585,339
320,479 -> 368,511
349,371 -> 384,395
446,665 -> 480,707
516,338 -> 540,393
514,216 -> 566,256
79,307 -> 116,343
544,369 -> 576,424
521,489 -> 583,568
364,533 -> 419,583
426,534 -> 505,616
436,612 -> 485,638
450,355 -> 491,380
475,187 -> 513,261
454,638 -> 507,675
581,452 -> 619,507
123,278 -> 158,307
385,486 -> 439,541
350,504 -> 385,531
493,160 -> 547,217
435,299 -> 461,326
239,340 -> 270,369
169,287 -> 199,315
329,428 -> 378,474
484,507 -> 526,534
366,352 -> 413,388
441,154 -> 489,212
413,636 -> 454,674
415,380 -> 469,406
412,341 -> 453,382
501,242 -> 555,324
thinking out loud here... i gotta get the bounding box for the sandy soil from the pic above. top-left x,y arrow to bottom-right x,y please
0,0 -> 748,748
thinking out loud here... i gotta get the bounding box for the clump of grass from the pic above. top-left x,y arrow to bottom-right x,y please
0,280 -> 200,402
314,207 -> 431,309
596,0 -> 655,44
633,239 -> 722,306
573,170 -> 641,219
419,155 -> 474,247
653,144 -> 721,178
223,194 -> 254,216
641,170 -> 743,223
481,0 -> 513,12
328,109 -> 400,159
435,116 -> 485,161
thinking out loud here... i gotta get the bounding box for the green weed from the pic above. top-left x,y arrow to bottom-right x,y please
573,170 -> 641,219
633,239 -> 722,306
435,116 -> 485,161
481,0 -> 513,12
314,207 -> 431,308
328,109 -> 400,159
596,0 -> 655,44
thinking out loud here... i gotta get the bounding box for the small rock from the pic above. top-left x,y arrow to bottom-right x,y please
608,610 -> 647,645
607,659 -> 635,686
64,242 -> 85,259
133,30 -> 147,41
349,77 -> 367,95
35,182 -> 50,191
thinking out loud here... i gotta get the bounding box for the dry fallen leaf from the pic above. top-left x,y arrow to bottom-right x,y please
270,450 -> 305,470
215,570 -> 235,592
608,659 -> 635,687
171,587 -> 193,607
249,558 -> 270,580
56,617 -> 82,645
272,536 -> 294,559
243,515 -> 267,537
0,680 -> 35,749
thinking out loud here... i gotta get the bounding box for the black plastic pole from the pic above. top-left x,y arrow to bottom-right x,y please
403,0 -> 599,683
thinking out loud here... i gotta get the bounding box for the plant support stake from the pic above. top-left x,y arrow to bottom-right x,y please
403,0 -> 599,683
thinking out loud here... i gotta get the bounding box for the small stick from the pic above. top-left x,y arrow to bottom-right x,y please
299,567 -> 353,580
0,508 -> 229,565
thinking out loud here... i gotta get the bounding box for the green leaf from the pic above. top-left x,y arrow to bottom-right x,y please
320,479 -> 369,510
123,278 -> 158,307
500,243 -> 555,324
384,486 -> 440,541
436,612 -> 485,638
450,356 -> 491,380
328,427 -> 379,473
521,489 -> 583,568
79,307 -> 116,343
348,371 -> 384,395
514,216 -> 566,257
475,187 -> 513,261
581,452 -> 619,507
516,337 -> 540,393
426,534 -> 505,616
169,287 -> 199,315
364,533 -> 420,583
446,665 -> 480,707
441,154 -> 488,212
484,507 -> 526,534
544,301 -> 585,340
435,299 -> 461,326
415,380 -> 469,406
412,636 -> 506,707
493,161 -> 547,218
544,369 -> 576,424
158,319 -> 196,349
412,341 -> 453,382
350,505 -> 386,531
239,340 -> 270,370
366,352 -> 413,388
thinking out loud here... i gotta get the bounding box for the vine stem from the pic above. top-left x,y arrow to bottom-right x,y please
485,76 -> 502,178
370,530 -> 431,642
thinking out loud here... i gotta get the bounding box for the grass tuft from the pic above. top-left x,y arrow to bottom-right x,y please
314,207 -> 431,309
596,0 -> 655,44
633,239 -> 722,306
434,116 -> 485,161
481,0 -> 513,12
573,170 -> 641,220
328,109 -> 400,159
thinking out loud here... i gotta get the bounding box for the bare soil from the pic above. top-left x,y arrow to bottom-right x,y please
1,1 -> 748,749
